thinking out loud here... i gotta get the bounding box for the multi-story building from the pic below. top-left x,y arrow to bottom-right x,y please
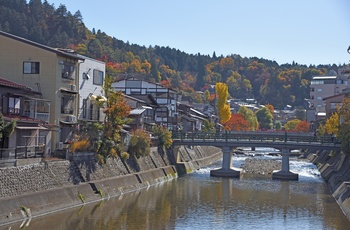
0,31 -> 84,153
112,76 -> 178,130
309,73 -> 348,121
0,77 -> 50,157
77,55 -> 106,123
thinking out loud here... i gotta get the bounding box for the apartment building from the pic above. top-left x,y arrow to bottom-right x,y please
0,31 -> 83,153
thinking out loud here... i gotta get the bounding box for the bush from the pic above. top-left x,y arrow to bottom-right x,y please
128,129 -> 151,158
152,125 -> 173,149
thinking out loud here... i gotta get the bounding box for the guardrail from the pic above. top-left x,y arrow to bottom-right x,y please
172,131 -> 338,144
0,145 -> 44,159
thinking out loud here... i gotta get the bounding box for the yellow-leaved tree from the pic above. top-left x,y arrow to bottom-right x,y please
324,112 -> 339,136
215,82 -> 231,124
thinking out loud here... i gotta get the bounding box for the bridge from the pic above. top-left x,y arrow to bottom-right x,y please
172,131 -> 341,180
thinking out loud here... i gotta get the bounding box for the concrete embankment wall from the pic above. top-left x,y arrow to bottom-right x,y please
307,150 -> 350,220
0,146 -> 222,226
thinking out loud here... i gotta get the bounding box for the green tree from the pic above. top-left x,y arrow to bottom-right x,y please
203,90 -> 210,104
238,106 -> 259,131
0,113 -> 16,154
274,121 -> 282,130
152,125 -> 173,149
128,129 -> 151,158
256,106 -> 273,130
202,119 -> 215,132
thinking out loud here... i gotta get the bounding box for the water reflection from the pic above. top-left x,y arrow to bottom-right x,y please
1,150 -> 350,230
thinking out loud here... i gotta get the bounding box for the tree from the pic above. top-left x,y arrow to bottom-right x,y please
97,76 -> 131,163
295,120 -> 310,132
284,119 -> 300,131
295,107 -> 306,120
128,129 -> 151,158
0,113 -> 16,156
215,82 -> 231,124
202,120 -> 215,132
274,121 -> 282,130
256,106 -> 273,130
265,104 -> 274,115
324,112 -> 339,136
238,106 -> 259,131
152,125 -> 173,149
224,114 -> 249,131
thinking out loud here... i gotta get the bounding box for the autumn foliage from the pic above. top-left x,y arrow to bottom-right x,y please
224,114 -> 250,131
284,119 -> 310,132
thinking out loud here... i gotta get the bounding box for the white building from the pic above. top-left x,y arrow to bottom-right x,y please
77,55 -> 106,122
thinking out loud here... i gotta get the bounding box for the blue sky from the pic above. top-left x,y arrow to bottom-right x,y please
47,0 -> 350,66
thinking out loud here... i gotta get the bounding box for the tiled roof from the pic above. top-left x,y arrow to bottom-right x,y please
0,77 -> 32,90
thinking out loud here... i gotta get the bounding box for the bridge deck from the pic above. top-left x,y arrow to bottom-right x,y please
172,131 -> 341,151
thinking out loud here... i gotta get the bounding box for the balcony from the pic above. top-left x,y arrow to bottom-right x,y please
23,111 -> 49,122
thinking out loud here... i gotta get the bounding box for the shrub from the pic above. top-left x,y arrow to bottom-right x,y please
128,129 -> 151,158
152,125 -> 173,149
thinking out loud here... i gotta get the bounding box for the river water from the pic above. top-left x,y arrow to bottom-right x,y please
2,148 -> 350,230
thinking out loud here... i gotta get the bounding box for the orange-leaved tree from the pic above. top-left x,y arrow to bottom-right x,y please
97,76 -> 131,163
215,82 -> 231,124
295,120 -> 310,132
224,114 -> 249,131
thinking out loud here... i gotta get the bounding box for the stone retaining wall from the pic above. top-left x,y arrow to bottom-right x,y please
0,145 -> 222,226
307,150 -> 350,220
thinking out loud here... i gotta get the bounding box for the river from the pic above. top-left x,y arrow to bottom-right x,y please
2,148 -> 350,230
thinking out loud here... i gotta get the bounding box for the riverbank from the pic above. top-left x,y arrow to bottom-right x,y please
0,146 -> 222,226
306,150 -> 350,220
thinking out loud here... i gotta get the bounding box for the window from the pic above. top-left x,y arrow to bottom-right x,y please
317,96 -> 322,100
23,62 -> 40,74
93,69 -> 104,85
61,61 -> 75,79
82,99 -> 87,118
317,88 -> 322,92
9,97 -> 20,114
61,94 -> 75,114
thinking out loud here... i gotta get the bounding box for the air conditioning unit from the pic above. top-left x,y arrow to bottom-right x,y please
57,142 -> 63,150
66,115 -> 76,123
71,84 -> 76,91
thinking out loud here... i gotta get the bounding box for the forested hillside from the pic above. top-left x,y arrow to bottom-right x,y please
0,0 -> 343,109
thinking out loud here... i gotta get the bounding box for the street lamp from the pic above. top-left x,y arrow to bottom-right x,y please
347,46 -> 350,54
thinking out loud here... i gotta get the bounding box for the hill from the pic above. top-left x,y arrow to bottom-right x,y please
0,0 -> 343,108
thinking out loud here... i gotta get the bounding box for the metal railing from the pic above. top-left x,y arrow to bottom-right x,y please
172,131 -> 339,145
0,145 -> 45,159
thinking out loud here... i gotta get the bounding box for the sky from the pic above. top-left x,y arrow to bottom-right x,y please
46,0 -> 350,66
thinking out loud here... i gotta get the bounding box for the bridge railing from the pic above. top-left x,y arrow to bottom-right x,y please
172,131 -> 338,144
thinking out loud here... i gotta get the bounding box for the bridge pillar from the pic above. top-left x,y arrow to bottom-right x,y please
210,146 -> 242,178
272,148 -> 298,180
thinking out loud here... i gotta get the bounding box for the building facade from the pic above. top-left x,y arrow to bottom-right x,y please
0,31 -> 84,153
